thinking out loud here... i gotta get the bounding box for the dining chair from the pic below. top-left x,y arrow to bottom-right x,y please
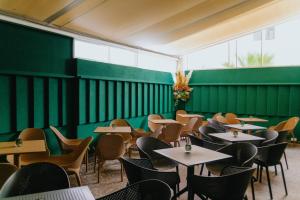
192,117 -> 203,136
215,115 -> 229,124
283,117 -> 299,139
158,123 -> 183,147
148,114 -> 163,133
136,137 -> 178,171
254,142 -> 288,200
0,163 -> 17,188
50,126 -> 89,172
180,117 -> 198,142
0,162 -> 70,198
121,157 -> 180,198
191,167 -> 255,200
29,136 -> 92,186
276,130 -> 290,169
175,109 -> 189,125
206,142 -> 257,176
225,113 -> 240,124
7,128 -> 50,167
252,130 -> 278,146
94,134 -> 125,183
96,179 -> 172,200
208,119 -> 229,133
110,119 -> 135,157
212,112 -> 222,120
268,120 -> 287,131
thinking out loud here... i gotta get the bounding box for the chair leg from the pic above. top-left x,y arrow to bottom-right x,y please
266,166 -> 273,199
176,166 -> 179,174
119,160 -> 123,182
280,163 -> 288,196
74,172 -> 82,186
200,164 -> 204,175
274,166 -> 277,175
251,177 -> 255,200
85,151 -> 88,172
259,165 -> 263,183
208,171 -> 211,176
283,151 -> 289,169
94,153 -> 97,173
97,161 -> 102,183
256,164 -> 259,180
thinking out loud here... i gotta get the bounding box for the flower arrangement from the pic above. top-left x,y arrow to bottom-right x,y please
173,66 -> 193,107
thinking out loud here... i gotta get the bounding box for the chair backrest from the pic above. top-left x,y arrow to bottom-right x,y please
225,113 -> 240,124
257,142 -> 288,166
120,157 -> 150,184
0,163 -> 17,188
110,119 -> 132,142
269,120 -> 287,131
192,117 -> 203,133
0,162 -> 70,197
283,117 -> 299,133
198,125 -> 219,141
96,135 -> 125,161
136,137 -> 172,160
189,135 -> 226,151
159,123 -> 183,143
191,167 -> 255,200
276,130 -> 289,143
212,112 -> 222,120
69,136 -> 93,169
18,128 -> 50,160
182,117 -> 198,133
175,110 -> 189,124
255,130 -> 278,146
97,179 -> 172,200
215,115 -> 228,124
49,126 -> 68,150
148,114 -> 163,133
218,142 -> 257,167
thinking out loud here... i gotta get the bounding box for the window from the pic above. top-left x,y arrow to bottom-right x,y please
74,40 -> 109,62
110,47 -> 136,66
184,14 -> 300,69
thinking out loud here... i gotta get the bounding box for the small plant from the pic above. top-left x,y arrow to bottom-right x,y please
173,67 -> 193,107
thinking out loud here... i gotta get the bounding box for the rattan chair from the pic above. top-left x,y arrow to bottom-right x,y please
158,123 -> 183,147
7,128 -> 50,167
180,117 -> 198,141
148,114 -> 163,133
206,142 -> 257,176
254,142 -> 288,199
0,163 -> 17,188
0,162 -> 70,198
97,179 -> 172,200
190,167 -> 255,200
225,113 -> 240,124
176,110 -> 189,125
121,157 -> 180,197
136,137 -> 178,171
94,134 -> 125,183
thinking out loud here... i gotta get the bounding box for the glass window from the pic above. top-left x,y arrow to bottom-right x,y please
74,40 -> 109,62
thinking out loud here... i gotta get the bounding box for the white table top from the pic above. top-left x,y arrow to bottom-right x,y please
149,119 -> 179,124
154,145 -> 231,167
209,132 -> 265,142
94,126 -> 131,133
177,114 -> 204,118
225,124 -> 266,131
3,186 -> 95,200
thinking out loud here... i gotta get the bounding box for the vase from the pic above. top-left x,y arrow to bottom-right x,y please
175,100 -> 186,111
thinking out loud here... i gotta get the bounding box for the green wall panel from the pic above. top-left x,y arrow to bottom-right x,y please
131,82 -> 137,118
143,83 -> 149,115
99,80 -> 106,121
137,83 -> 143,117
289,86 -> 300,116
154,84 -> 159,113
277,86 -> 290,116
16,77 -> 29,131
61,79 -> 68,126
149,84 -> 154,114
124,82 -> 130,118
266,86 -> 278,116
78,79 -> 87,124
0,76 -> 11,133
48,78 -> 59,126
159,85 -> 163,113
116,81 -> 123,118
218,86 -> 227,113
108,81 -> 115,120
246,86 -> 256,115
89,80 -> 97,123
33,78 -> 45,128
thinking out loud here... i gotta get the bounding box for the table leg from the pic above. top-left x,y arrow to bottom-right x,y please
187,166 -> 195,200
14,154 -> 20,168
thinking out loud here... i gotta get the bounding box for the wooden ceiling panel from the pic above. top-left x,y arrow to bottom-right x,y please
0,0 -> 73,21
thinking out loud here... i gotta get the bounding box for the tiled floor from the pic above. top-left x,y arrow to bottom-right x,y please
71,144 -> 300,200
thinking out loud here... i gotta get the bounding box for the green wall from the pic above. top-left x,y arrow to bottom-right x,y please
187,67 -> 300,139
0,21 -> 174,154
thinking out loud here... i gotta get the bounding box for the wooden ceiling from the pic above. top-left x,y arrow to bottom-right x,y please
1,0 -> 300,56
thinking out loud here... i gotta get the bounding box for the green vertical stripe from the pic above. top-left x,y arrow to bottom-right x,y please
99,80 -> 106,121
48,78 -> 59,126
89,80 -> 96,123
116,81 -> 123,118
108,81 -> 115,120
143,83 -> 148,115
149,84 -> 154,114
61,79 -> 67,126
33,77 -> 44,128
154,84 -> 159,113
16,76 -> 29,131
78,79 -> 87,124
0,76 -> 11,133
137,83 -> 142,116
131,82 -> 136,117
124,82 -> 130,118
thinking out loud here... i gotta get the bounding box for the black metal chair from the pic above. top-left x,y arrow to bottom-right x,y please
120,157 -> 180,198
136,137 -> 178,171
189,134 -> 227,175
254,130 -> 279,146
254,142 -> 288,200
0,162 -> 70,197
207,119 -> 229,132
206,142 -> 257,176
191,167 -> 255,200
276,130 -> 289,169
199,125 -> 230,145
97,179 -> 172,200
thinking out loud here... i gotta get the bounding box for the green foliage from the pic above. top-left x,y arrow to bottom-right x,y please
238,53 -> 274,67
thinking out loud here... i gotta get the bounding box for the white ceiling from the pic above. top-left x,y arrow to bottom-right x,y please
1,0 -> 300,56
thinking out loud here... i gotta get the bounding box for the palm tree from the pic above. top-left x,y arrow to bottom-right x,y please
238,53 -> 274,67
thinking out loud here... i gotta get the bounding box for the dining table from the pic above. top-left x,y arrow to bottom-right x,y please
225,123 -> 266,134
154,145 -> 231,200
177,114 -> 204,118
149,119 -> 179,125
93,126 -> 131,134
209,132 -> 265,143
235,117 -> 268,123
0,140 -> 46,168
